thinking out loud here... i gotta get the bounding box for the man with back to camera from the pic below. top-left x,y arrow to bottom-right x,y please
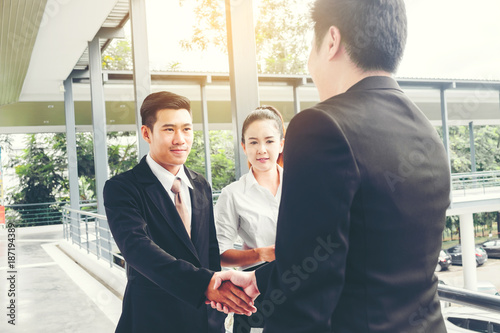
211,0 -> 451,332
103,91 -> 255,333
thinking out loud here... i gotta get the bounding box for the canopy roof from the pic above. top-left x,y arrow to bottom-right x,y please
0,0 -> 128,105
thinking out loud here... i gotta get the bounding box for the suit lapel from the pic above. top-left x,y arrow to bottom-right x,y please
133,158 -> 200,261
185,167 -> 206,257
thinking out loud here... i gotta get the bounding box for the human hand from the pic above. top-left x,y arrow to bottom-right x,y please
257,245 -> 275,262
208,270 -> 260,314
205,275 -> 257,316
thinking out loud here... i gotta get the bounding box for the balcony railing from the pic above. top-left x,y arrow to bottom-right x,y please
4,201 -> 68,227
452,170 -> 500,196
62,206 -> 124,270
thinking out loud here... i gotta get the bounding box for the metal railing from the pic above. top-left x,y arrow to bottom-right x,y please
3,201 -> 99,228
62,206 -> 124,270
438,284 -> 500,313
451,170 -> 500,195
4,201 -> 68,227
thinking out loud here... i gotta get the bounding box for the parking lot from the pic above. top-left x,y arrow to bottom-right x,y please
436,257 -> 500,291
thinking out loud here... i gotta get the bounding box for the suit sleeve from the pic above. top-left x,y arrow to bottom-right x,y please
104,177 -> 213,308
255,108 -> 360,332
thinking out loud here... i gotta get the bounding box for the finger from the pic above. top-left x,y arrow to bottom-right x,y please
213,271 -> 231,289
217,281 -> 256,315
213,276 -> 222,290
226,282 -> 256,309
224,295 -> 256,316
229,283 -> 254,307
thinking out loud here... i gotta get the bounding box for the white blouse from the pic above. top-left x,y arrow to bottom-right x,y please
214,166 -> 283,258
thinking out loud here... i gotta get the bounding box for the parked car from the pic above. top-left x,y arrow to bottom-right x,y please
436,249 -> 452,272
443,306 -> 500,332
447,245 -> 488,266
480,239 -> 500,258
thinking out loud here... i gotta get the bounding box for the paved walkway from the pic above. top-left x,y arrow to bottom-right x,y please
0,225 -> 118,333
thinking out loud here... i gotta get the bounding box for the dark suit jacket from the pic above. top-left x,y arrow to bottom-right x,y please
103,157 -> 225,333
255,76 -> 450,333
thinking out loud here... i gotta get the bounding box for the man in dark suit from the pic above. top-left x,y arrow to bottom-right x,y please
104,91 -> 255,333
212,1 -> 451,332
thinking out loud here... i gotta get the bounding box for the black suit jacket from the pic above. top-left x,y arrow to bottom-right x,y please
255,76 -> 450,332
103,157 -> 225,333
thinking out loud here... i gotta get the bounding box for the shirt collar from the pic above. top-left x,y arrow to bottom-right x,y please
146,153 -> 193,190
243,165 -> 283,194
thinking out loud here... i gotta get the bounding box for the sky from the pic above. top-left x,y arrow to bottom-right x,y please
141,0 -> 500,80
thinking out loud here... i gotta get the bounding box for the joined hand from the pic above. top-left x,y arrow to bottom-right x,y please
207,271 -> 260,315
205,273 -> 257,316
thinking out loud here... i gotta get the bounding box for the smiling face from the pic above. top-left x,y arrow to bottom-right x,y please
242,119 -> 284,174
141,108 -> 193,175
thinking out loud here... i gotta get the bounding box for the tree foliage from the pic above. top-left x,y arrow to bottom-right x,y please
102,39 -> 133,70
185,130 -> 235,191
439,125 -> 500,239
8,132 -> 138,206
179,0 -> 312,74
10,134 -> 67,205
441,125 -> 500,173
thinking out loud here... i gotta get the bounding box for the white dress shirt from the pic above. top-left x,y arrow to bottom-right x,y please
146,153 -> 193,219
214,166 -> 282,258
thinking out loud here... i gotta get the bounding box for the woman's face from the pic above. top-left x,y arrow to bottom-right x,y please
242,119 -> 284,173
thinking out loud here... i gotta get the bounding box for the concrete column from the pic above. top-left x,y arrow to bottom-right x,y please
88,36 -> 112,261
293,84 -> 301,115
225,0 -> 260,178
440,86 -> 453,204
130,0 -> 151,159
63,77 -> 80,243
200,81 -> 212,185
88,36 -> 109,215
469,121 -> 476,173
459,213 -> 477,291
440,87 -> 451,171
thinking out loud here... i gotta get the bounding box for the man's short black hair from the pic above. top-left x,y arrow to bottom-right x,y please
140,91 -> 191,131
311,0 -> 407,73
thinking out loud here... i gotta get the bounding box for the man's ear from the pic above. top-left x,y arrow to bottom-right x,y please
327,26 -> 342,61
141,125 -> 152,144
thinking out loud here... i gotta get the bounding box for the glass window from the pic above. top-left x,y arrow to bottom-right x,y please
467,319 -> 488,332
483,241 -> 495,247
448,317 -> 466,327
491,322 -> 500,333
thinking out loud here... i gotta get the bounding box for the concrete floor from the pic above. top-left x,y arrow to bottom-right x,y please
0,224 -> 117,333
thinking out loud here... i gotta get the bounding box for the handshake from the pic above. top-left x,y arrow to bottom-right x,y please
205,270 -> 260,316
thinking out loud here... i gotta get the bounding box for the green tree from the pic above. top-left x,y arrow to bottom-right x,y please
185,130 -> 236,191
445,216 -> 459,241
0,134 -> 12,152
437,125 -> 500,173
179,0 -> 312,74
9,132 -> 138,211
9,134 -> 67,226
102,39 -> 133,70
50,131 -> 138,200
